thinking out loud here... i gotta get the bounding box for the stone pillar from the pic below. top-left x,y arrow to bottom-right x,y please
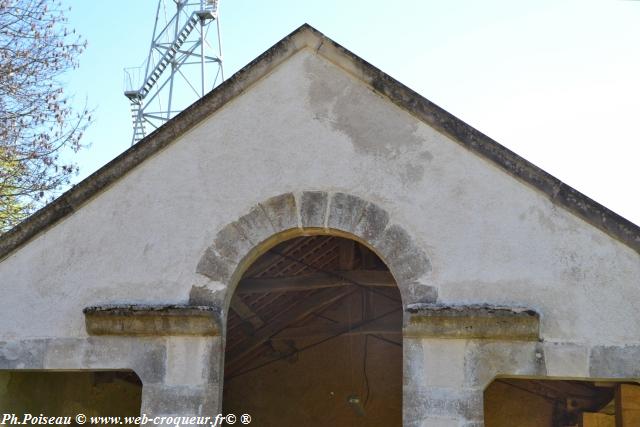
84,305 -> 223,424
140,336 -> 222,420
403,304 -> 542,427
404,338 -> 484,427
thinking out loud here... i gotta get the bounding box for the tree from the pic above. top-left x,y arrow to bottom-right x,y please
0,0 -> 90,231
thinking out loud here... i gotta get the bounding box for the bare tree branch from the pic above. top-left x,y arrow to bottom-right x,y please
0,0 -> 90,231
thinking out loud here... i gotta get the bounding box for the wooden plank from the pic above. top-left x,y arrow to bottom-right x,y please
363,287 -> 373,320
236,270 -> 395,294
230,297 -> 264,329
581,413 -> 615,427
242,251 -> 284,277
273,316 -> 400,340
616,384 -> 640,427
227,286 -> 357,365
245,238 -> 311,276
338,239 -> 356,270
359,245 -> 379,269
537,380 -> 599,399
497,379 -> 562,401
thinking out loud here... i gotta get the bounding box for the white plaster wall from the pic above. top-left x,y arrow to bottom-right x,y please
0,47 -> 638,348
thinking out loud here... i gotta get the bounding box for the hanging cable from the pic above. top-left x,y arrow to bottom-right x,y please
363,334 -> 370,407
226,306 -> 401,381
347,283 -> 356,411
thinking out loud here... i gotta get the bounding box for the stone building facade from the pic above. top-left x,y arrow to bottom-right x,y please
1,25 -> 639,427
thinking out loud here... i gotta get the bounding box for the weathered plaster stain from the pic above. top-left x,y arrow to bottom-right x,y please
305,55 -> 432,185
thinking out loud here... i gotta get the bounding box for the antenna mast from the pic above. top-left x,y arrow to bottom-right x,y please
124,0 -> 223,144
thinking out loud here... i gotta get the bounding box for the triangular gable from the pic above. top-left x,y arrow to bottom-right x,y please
1,24 -> 638,260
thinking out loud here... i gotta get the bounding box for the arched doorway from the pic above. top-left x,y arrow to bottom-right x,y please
222,235 -> 403,426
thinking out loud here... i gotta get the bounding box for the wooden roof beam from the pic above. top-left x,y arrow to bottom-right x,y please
226,285 -> 357,368
236,270 -> 395,294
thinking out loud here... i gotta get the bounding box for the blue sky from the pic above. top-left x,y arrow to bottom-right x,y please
62,1 -> 640,225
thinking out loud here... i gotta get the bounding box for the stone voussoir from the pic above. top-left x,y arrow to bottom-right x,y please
196,246 -> 235,283
235,204 -> 277,246
376,224 -> 432,285
351,201 -> 390,246
299,191 -> 329,228
387,249 -> 432,285
189,285 -> 225,307
260,192 -> 300,232
326,192 -> 368,233
397,281 -> 438,305
211,221 -> 254,264
377,224 -> 418,262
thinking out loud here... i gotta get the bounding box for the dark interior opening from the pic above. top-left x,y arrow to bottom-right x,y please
0,370 -> 142,417
485,377 -> 640,427
222,235 -> 403,426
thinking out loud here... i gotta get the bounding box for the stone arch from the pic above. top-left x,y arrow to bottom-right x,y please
192,191 -> 436,314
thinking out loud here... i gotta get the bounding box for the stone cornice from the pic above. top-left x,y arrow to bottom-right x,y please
83,305 -> 221,336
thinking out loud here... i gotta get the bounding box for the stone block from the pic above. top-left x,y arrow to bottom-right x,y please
405,304 -> 539,341
543,342 -> 589,378
0,340 -> 45,369
590,345 -> 640,378
420,418 -> 461,427
235,205 -> 276,246
206,336 -> 223,385
378,224 -> 415,261
212,222 -> 253,264
405,387 -> 483,423
196,247 -> 235,283
389,250 -> 432,284
43,337 -> 166,384
43,338 -> 84,369
260,193 -> 299,232
404,338 -> 426,389
165,337 -> 212,386
189,285 -> 225,307
141,384 -> 218,415
85,337 -> 167,384
326,192 -> 367,233
83,305 -> 221,336
299,191 -> 328,228
352,202 -> 389,245
422,339 -> 467,388
399,281 -> 438,305
377,225 -> 432,283
465,341 -> 546,388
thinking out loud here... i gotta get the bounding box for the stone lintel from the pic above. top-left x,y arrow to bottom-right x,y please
83,305 -> 221,336
405,304 -> 540,341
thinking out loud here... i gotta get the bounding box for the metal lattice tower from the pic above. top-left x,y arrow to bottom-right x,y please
124,0 -> 223,144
